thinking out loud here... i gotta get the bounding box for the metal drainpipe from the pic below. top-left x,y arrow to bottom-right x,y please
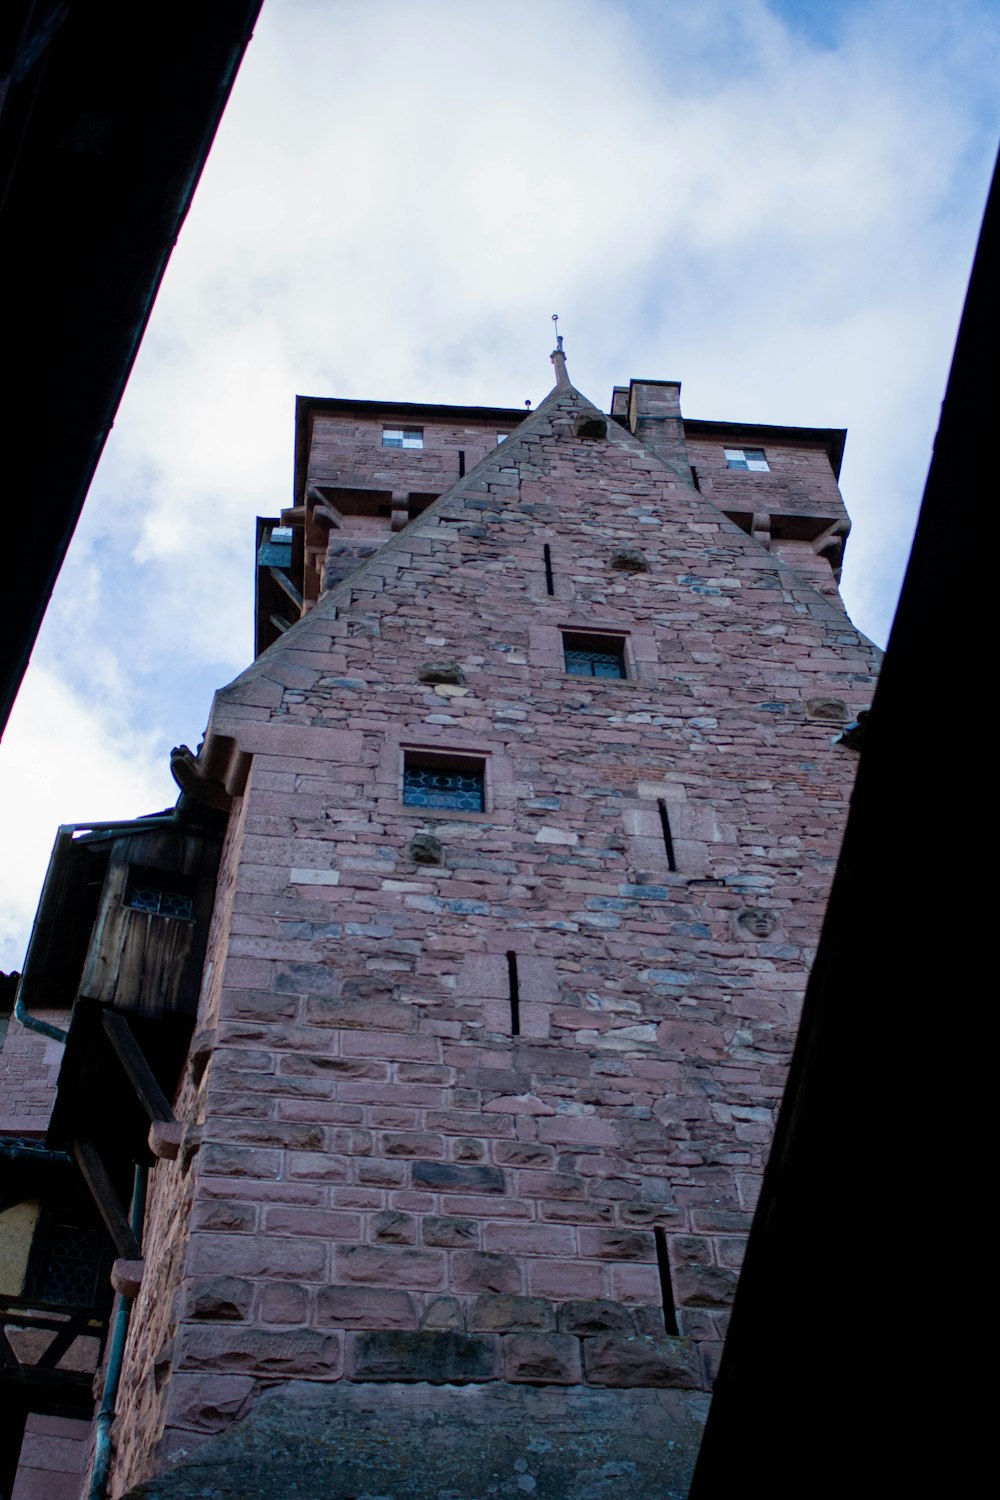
87,1163 -> 148,1500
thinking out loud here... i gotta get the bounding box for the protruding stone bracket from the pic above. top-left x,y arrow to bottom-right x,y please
391,491 -> 410,532
111,1258 -> 145,1299
751,512 -> 771,549
148,1120 -> 185,1160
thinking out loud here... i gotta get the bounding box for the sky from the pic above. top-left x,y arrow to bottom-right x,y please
1,0 -> 996,970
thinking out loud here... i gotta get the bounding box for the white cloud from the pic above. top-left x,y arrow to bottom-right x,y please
2,0 -> 996,964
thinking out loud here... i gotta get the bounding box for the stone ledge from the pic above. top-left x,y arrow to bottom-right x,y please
126,1379 -> 710,1499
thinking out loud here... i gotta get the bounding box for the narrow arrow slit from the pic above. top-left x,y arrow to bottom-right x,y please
658,800 -> 678,872
506,951 -> 521,1035
655,1226 -> 680,1335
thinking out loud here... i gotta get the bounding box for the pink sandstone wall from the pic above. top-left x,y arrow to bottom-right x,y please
10,1414 -> 89,1500
0,1010 -> 67,1135
108,377 -> 879,1494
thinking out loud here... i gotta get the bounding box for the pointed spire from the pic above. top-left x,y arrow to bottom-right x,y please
550,313 -> 571,388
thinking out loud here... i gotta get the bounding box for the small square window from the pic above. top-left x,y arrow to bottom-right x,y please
724,447 -> 769,472
383,427 -> 424,449
403,753 -> 485,812
496,433 -> 508,444
562,632 -> 627,679
124,865 -> 196,921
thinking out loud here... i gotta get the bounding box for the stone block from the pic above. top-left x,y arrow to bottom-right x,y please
166,1372 -> 257,1434
583,1333 -> 700,1389
260,1282 -> 309,1325
383,1130 -> 445,1157
420,1296 -> 465,1330
673,1263 -> 740,1308
578,1227 -> 655,1261
468,1294 -> 556,1332
334,1244 -> 446,1290
179,1326 -> 343,1379
127,1379 -> 711,1499
348,1330 -> 498,1383
185,1276 -> 254,1321
149,1120 -> 184,1160
503,1332 -> 582,1385
111,1259 -> 144,1298
412,1160 -> 505,1193
316,1285 -> 417,1330
304,996 -> 415,1031
371,1210 -> 416,1244
422,1215 -> 479,1247
556,1299 -> 635,1336
451,1251 -> 522,1294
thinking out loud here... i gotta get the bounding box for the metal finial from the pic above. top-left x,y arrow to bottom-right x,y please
551,313 -> 563,353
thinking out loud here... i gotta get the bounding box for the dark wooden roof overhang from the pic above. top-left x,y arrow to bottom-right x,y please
0,0 -> 265,734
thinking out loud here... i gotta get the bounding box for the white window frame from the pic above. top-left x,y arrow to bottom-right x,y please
383,427 -> 424,449
724,447 -> 769,472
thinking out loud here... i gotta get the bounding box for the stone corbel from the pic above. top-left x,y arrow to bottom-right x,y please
390,490 -> 409,532
751,511 -> 771,549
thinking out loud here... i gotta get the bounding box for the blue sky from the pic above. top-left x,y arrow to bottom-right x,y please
1,0 -> 996,967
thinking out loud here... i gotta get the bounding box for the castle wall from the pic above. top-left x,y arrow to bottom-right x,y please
109,383 -> 879,1497
0,1010 -> 66,1135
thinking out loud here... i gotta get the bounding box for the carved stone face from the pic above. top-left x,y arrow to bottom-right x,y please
737,909 -> 779,939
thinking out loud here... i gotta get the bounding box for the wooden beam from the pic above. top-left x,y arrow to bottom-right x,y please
70,1140 -> 140,1261
269,566 -> 303,611
36,1326 -> 77,1370
101,1009 -> 175,1125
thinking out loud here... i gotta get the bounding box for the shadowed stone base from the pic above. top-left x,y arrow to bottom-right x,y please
123,1380 -> 709,1499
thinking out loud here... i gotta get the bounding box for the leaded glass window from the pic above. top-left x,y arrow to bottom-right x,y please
124,866 -> 196,921
562,632 -> 626,679
403,757 -> 485,812
40,1223 -> 101,1306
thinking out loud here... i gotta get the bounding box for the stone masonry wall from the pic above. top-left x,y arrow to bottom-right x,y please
308,412 -> 520,499
110,793 -> 250,1493
0,1010 -> 67,1135
111,377 -> 880,1495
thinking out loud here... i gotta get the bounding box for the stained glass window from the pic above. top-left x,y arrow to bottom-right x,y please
125,866 -> 196,921
403,758 -> 485,812
40,1223 -> 101,1306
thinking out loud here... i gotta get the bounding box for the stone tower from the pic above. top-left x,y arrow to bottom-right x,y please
1,350 -> 879,1499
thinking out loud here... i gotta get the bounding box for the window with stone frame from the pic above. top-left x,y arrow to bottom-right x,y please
562,631 -> 627,680
402,752 -> 486,812
382,427 -> 424,449
724,447 -> 769,472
